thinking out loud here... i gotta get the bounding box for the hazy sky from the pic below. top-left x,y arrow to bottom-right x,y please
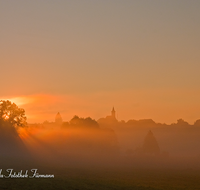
1,1 -> 200,123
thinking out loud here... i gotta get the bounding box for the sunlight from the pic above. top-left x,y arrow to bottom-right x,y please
3,114 -> 9,120
18,128 -> 28,140
8,97 -> 32,106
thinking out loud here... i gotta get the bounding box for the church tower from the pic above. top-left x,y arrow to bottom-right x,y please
55,112 -> 63,125
111,107 -> 116,119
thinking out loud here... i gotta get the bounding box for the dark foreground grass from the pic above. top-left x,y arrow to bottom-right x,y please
0,168 -> 200,190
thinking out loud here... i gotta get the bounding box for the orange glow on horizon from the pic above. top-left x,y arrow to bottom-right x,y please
1,88 -> 200,125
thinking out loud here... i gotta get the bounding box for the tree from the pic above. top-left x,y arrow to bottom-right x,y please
0,100 -> 27,128
176,119 -> 189,127
62,115 -> 99,128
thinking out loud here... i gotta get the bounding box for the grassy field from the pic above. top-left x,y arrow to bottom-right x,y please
0,167 -> 200,190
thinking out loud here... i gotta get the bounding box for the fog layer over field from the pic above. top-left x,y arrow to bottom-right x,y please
1,107 -> 200,170
6,114 -> 198,170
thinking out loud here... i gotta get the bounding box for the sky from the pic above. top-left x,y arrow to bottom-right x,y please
1,0 -> 200,124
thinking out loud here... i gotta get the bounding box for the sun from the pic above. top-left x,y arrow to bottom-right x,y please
3,114 -> 9,120
8,97 -> 31,106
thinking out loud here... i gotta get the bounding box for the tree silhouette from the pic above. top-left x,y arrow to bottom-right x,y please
62,115 -> 99,128
0,100 -> 27,128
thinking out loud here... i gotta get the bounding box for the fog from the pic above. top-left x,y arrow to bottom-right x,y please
1,114 -> 200,170
18,123 -> 119,168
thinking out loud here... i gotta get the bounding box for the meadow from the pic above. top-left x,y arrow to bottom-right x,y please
0,167 -> 200,190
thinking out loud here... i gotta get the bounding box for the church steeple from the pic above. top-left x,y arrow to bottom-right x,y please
111,107 -> 116,119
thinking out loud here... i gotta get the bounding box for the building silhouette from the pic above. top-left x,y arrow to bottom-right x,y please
55,112 -> 63,125
104,107 -> 117,122
111,107 -> 116,119
97,107 -> 118,126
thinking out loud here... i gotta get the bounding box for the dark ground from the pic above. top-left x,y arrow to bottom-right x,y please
0,167 -> 200,190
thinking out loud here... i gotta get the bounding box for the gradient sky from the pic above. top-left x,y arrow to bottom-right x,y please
1,0 -> 200,124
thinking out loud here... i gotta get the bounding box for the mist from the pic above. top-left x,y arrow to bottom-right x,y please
2,113 -> 196,171
1,104 -> 200,171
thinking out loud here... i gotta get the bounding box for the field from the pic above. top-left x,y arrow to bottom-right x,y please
0,167 -> 200,190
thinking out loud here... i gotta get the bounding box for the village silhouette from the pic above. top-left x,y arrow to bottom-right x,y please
1,101 -> 200,169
